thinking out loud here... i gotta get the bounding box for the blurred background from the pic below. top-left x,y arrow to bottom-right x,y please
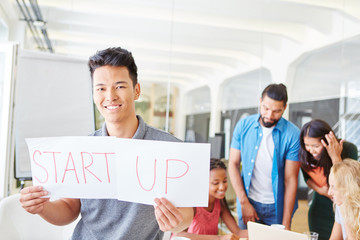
0,0 -> 360,235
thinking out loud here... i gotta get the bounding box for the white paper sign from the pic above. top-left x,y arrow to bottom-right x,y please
25,136 -> 210,207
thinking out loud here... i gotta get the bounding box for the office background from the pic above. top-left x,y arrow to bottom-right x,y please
0,0 -> 359,209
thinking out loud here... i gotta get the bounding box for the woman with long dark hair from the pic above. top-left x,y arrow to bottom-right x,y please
299,119 -> 358,240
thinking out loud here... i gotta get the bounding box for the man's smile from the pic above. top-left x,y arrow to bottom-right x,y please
105,105 -> 121,110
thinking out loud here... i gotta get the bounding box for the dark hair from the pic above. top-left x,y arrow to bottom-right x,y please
261,83 -> 288,106
210,158 -> 226,171
299,119 -> 338,182
88,47 -> 138,86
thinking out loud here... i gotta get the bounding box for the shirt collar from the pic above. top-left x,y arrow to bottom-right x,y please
255,113 -> 285,132
100,115 -> 146,139
132,115 -> 146,139
101,122 -> 108,136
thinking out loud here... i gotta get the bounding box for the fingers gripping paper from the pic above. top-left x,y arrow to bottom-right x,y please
26,137 -> 210,207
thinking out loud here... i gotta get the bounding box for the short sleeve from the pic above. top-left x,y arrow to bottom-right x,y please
334,205 -> 347,240
285,127 -> 300,161
335,205 -> 341,223
230,120 -> 242,150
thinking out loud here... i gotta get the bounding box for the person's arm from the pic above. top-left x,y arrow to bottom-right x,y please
329,221 -> 343,240
344,224 -> 356,240
321,131 -> 343,164
19,186 -> 80,226
282,160 -> 300,230
220,199 -> 248,238
306,178 -> 331,199
154,197 -> 193,233
228,148 -> 259,225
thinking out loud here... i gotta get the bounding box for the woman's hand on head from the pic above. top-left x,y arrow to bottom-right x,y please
321,131 -> 343,164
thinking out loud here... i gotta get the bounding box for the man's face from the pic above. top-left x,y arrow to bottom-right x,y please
259,95 -> 286,128
92,65 -> 140,125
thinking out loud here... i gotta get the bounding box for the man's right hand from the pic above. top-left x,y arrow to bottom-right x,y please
19,186 -> 49,214
241,201 -> 259,225
19,186 -> 80,226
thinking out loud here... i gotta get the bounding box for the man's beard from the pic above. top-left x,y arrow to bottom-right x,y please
260,115 -> 279,128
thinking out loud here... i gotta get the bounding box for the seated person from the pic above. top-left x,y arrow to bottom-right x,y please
172,158 -> 248,240
328,159 -> 360,240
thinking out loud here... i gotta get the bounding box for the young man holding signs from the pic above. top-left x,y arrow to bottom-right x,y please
19,47 -> 193,239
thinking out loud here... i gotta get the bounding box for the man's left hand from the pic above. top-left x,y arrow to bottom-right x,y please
154,197 -> 193,233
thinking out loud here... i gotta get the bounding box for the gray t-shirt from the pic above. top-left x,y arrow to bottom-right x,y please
71,116 -> 180,240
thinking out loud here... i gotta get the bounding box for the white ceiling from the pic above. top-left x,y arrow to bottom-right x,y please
4,0 -> 360,93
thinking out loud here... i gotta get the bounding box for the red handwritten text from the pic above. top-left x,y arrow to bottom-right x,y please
32,150 -> 114,184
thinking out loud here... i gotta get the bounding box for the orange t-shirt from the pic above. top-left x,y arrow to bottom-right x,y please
307,167 -> 327,187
